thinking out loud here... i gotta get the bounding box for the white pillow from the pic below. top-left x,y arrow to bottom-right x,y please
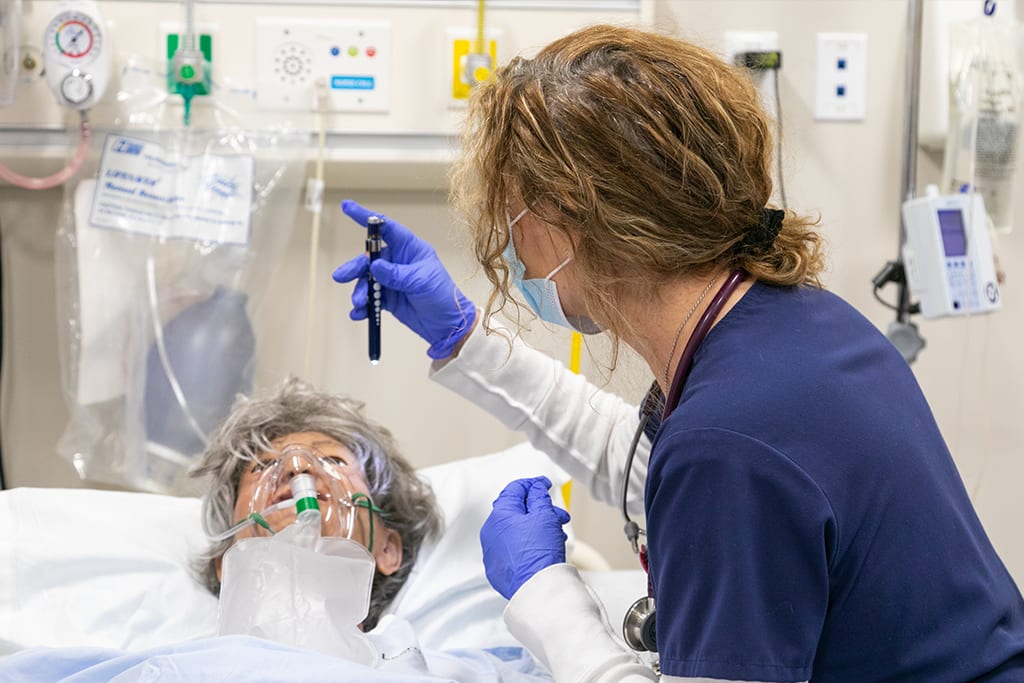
389,442 -> 573,652
0,487 -> 218,652
0,442 -> 570,653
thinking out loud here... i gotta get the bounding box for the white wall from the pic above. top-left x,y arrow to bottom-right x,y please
1,1 -> 1023,586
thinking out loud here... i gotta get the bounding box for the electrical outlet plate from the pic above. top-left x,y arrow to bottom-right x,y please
815,32 -> 867,121
723,31 -> 779,68
255,17 -> 391,112
448,27 -> 500,107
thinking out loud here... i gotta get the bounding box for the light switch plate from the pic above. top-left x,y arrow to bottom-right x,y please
815,32 -> 867,121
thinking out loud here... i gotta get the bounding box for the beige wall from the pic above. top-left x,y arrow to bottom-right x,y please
2,1 -> 1023,585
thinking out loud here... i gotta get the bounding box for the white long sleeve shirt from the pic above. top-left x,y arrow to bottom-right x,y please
430,323 -> 649,517
429,324 -> 656,681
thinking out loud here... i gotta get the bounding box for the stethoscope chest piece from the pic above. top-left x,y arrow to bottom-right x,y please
623,596 -> 657,652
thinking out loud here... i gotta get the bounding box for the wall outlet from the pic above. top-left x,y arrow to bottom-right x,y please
163,29 -> 214,97
724,30 -> 780,120
723,30 -> 779,68
815,32 -> 867,121
448,27 -> 499,107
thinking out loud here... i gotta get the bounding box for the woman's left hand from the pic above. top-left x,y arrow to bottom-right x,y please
480,477 -> 571,600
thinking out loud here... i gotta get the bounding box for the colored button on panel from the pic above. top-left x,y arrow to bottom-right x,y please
331,46 -> 340,57
348,45 -> 359,57
366,46 -> 377,57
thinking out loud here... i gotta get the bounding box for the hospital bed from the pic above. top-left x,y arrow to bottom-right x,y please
0,443 -> 645,667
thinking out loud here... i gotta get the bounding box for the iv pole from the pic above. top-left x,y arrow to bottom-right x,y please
874,0 -> 927,363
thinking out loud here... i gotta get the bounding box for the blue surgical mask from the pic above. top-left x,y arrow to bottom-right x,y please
503,209 -> 601,335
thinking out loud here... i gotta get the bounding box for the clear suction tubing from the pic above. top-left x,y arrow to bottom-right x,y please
209,445 -> 384,548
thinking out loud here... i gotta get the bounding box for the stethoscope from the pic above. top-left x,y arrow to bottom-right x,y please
621,269 -> 749,655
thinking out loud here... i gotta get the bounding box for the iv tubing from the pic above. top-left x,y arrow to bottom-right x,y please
145,255 -> 210,450
303,81 -> 329,378
0,113 -> 91,190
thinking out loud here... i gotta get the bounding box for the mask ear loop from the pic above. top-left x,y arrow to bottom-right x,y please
543,255 -> 573,282
506,206 -> 528,230
350,493 -> 388,552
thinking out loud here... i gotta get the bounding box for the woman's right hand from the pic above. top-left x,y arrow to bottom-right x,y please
332,199 -> 478,360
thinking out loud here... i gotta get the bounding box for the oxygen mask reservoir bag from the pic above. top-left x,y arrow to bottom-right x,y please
217,445 -> 382,666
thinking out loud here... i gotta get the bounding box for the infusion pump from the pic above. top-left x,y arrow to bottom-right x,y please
901,189 -> 1001,319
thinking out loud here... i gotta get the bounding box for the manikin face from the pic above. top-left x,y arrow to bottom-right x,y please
217,431 -> 401,581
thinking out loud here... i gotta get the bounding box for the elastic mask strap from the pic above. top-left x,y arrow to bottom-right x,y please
351,493 -> 388,552
545,255 -> 573,282
507,207 -> 528,229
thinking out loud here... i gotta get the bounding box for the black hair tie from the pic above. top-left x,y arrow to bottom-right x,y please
742,208 -> 785,254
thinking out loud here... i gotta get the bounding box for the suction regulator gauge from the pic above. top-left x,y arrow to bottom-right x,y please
42,2 -> 111,110
45,10 -> 102,63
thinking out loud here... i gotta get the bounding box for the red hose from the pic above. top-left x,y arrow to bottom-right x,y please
0,119 -> 92,190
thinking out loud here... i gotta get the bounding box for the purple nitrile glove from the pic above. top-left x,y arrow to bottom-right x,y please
480,476 -> 571,600
332,199 -> 477,360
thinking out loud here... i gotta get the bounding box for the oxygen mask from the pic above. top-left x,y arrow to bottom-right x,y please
216,443 -> 383,665
211,444 -> 384,549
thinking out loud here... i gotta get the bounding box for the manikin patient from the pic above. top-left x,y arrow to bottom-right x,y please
191,376 -> 441,634
0,378 -> 555,681
187,377 -> 555,680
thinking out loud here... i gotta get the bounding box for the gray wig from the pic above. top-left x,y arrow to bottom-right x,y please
190,377 -> 442,631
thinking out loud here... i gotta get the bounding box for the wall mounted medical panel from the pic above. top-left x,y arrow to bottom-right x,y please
0,0 -> 651,190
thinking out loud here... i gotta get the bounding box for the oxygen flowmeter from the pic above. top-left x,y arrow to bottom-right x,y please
901,187 -> 1002,319
42,1 -> 110,109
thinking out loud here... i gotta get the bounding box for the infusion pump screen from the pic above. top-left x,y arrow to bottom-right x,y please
937,209 -> 967,257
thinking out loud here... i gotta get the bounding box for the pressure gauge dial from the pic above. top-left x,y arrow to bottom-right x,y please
44,10 -> 102,64
42,2 -> 111,110
60,69 -> 93,106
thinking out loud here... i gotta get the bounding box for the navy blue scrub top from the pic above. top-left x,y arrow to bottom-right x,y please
645,282 -> 1024,682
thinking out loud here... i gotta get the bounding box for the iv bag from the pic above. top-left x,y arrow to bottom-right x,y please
942,17 -> 1024,233
0,0 -> 20,106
